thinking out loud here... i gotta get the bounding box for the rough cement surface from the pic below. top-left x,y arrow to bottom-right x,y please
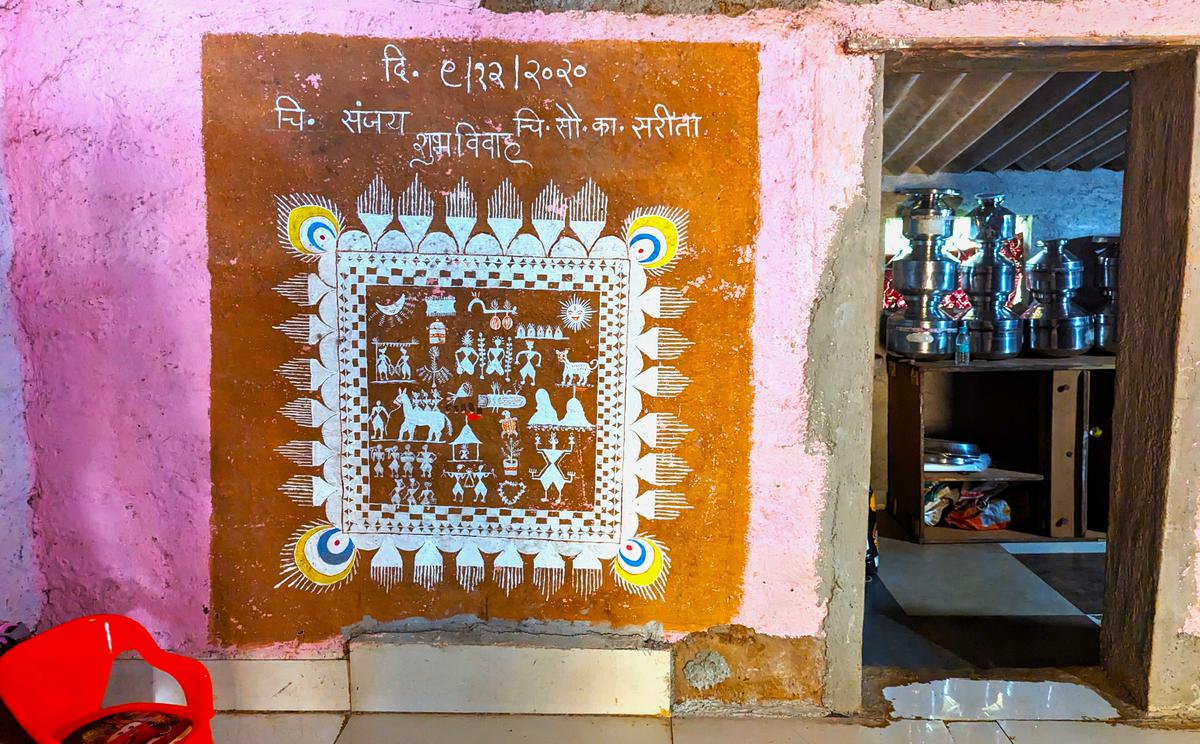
804,58 -> 884,713
0,90 -> 40,627
672,624 -> 825,707
683,649 -> 732,690
343,615 -> 668,650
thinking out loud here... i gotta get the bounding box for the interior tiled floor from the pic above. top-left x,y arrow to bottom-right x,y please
864,537 -> 1105,670
211,713 -> 1200,743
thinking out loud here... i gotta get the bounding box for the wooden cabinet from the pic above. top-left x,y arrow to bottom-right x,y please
886,356 -> 1113,543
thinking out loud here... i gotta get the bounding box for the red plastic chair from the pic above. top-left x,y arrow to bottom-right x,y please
0,614 -> 213,744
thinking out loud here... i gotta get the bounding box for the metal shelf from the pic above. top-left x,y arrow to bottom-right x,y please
923,467 -> 1045,483
892,355 -> 1115,372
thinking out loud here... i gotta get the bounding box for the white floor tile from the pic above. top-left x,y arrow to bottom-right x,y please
884,679 -> 1118,721
805,720 -> 953,743
673,716 -> 825,744
877,539 -> 1082,617
675,718 -> 953,744
212,713 -> 345,744
999,720 -> 1200,742
336,714 -> 671,744
948,721 -> 1010,744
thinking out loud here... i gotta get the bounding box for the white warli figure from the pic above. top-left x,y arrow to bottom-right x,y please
515,340 -> 542,386
386,446 -> 400,478
376,346 -> 393,380
484,337 -> 506,377
404,477 -> 421,504
417,444 -> 436,478
396,346 -> 412,379
530,432 -> 576,500
447,464 -> 470,503
370,402 -> 390,439
454,331 -> 478,375
370,443 -> 385,477
468,463 -> 494,503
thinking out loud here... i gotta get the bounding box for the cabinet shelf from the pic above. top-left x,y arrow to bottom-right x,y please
888,357 -> 1100,543
891,355 -> 1115,373
923,467 -> 1045,483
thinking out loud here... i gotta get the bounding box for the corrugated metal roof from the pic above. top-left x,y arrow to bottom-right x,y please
883,71 -> 1129,175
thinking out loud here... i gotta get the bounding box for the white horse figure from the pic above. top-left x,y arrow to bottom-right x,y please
395,389 -> 452,442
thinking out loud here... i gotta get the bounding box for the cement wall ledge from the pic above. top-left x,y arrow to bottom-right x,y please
347,625 -> 666,650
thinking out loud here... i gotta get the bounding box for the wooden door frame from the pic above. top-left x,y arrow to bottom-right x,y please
836,39 -> 1200,713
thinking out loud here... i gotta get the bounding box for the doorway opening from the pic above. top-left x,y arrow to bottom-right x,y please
848,45 -> 1199,711
867,67 -> 1123,673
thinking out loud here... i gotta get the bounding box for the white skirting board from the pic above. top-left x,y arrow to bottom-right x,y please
349,641 -> 671,715
104,658 -> 350,712
103,643 -> 671,715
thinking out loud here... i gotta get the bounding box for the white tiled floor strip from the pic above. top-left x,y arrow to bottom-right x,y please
883,678 -> 1118,721
209,714 -> 1200,743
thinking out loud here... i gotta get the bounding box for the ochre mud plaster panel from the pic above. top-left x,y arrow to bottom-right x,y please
204,35 -> 758,646
673,625 -> 824,710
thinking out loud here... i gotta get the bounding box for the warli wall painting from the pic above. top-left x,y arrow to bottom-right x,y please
204,35 -> 759,644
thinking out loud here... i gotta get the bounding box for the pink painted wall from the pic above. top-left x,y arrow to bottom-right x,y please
0,116 -> 40,627
3,0 -> 1200,652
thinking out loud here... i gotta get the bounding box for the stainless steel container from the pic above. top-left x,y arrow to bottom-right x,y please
1091,236 -> 1119,354
1023,238 -> 1095,356
886,189 -> 961,360
960,194 -> 1021,360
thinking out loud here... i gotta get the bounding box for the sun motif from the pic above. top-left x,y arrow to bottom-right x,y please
559,294 -> 594,332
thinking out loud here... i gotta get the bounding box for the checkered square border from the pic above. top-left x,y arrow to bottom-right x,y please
335,252 -> 631,546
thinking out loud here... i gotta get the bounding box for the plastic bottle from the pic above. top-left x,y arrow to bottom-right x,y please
955,321 -> 971,366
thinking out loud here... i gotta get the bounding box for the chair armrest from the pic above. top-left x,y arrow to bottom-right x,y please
139,649 -> 214,720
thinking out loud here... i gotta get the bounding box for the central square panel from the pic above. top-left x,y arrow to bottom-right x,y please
335,251 -> 632,551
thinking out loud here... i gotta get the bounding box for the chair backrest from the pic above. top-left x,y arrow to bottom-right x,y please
0,615 -> 156,739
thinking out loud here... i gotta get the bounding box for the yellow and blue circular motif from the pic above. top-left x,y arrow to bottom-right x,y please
614,536 -> 666,588
294,525 -> 357,586
287,204 -> 341,256
626,214 -> 680,271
